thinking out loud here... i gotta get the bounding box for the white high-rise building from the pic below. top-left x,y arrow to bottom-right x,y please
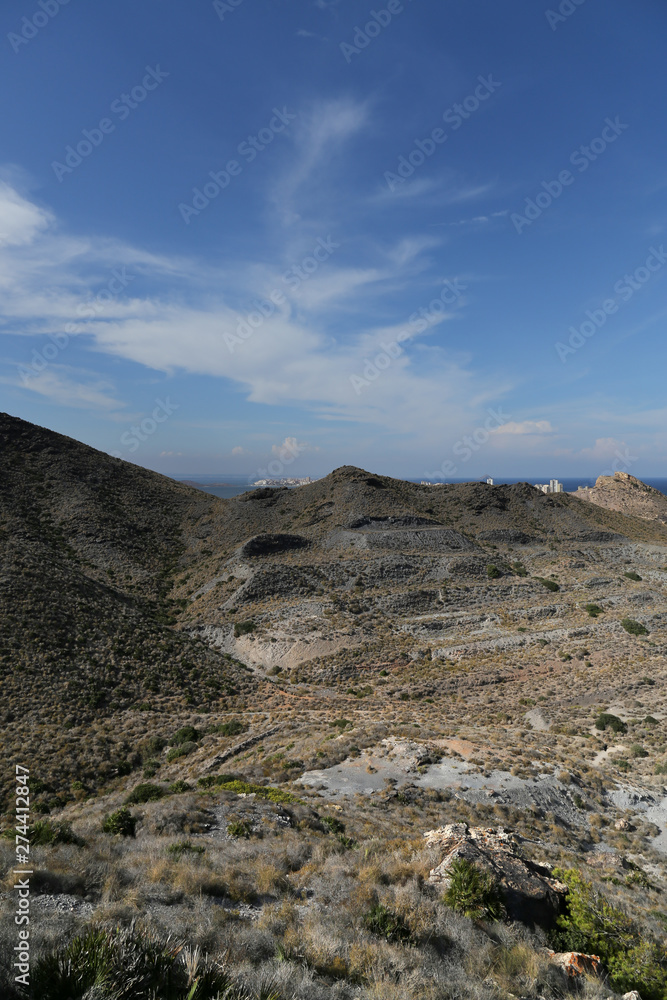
534,479 -> 564,493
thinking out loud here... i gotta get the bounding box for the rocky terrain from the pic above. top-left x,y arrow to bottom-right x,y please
1,412 -> 667,999
574,473 -> 667,526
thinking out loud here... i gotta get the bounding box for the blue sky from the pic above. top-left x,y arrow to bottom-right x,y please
1,0 -> 666,481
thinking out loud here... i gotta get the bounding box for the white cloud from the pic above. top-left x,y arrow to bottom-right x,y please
493,420 -> 554,435
4,367 -> 125,412
0,180 -> 505,443
231,445 -> 245,455
271,436 -> 319,458
0,182 -> 53,247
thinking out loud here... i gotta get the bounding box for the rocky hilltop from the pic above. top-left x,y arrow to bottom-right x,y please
574,471 -> 667,526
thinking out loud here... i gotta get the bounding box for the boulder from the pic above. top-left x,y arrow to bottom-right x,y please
547,950 -> 602,978
425,823 -> 567,928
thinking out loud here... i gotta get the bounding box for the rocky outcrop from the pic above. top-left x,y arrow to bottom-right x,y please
425,823 -> 568,928
574,472 -> 667,526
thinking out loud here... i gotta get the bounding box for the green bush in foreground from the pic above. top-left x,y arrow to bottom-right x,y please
552,868 -> 667,1000
535,577 -> 560,592
585,603 -> 603,617
624,571 -> 642,581
210,718 -> 246,737
31,819 -> 83,847
125,782 -> 166,805
443,858 -> 505,921
30,924 -> 239,1000
102,806 -> 137,837
217,779 -> 297,804
621,618 -> 649,636
487,564 -> 501,579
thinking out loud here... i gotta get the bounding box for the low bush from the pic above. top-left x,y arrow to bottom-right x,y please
102,806 -> 136,837
227,819 -> 252,838
219,780 -> 298,804
585,603 -> 603,617
125,782 -> 166,804
233,620 -> 256,638
595,712 -> 627,734
31,819 -> 83,847
169,780 -> 192,793
166,741 -> 197,763
535,577 -> 560,592
624,571 -> 642,581
197,773 -> 238,789
363,903 -> 413,944
31,925 -> 235,1000
443,858 -> 505,921
210,719 -> 246,737
621,618 -> 649,636
552,868 -> 667,1000
170,726 -> 199,746
487,565 -> 501,579
166,840 -> 205,858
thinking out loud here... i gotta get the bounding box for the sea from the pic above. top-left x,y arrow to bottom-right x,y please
173,474 -> 667,500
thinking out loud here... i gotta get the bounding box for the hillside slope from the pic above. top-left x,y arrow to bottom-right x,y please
574,471 -> 667,525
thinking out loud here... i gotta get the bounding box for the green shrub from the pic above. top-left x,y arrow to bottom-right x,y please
655,762 -> 667,775
535,577 -> 560,592
219,780 -> 297,804
624,571 -> 642,581
166,741 -> 197,763
170,726 -> 199,746
621,618 -> 649,636
227,820 -> 252,838
363,903 -> 412,943
125,783 -> 166,804
512,563 -> 528,577
31,819 -> 83,847
166,840 -> 205,859
443,858 -> 505,921
631,744 -> 648,758
169,780 -> 192,793
143,759 -> 160,778
197,773 -> 237,790
487,565 -> 501,579
144,735 -> 167,756
102,806 -> 136,837
595,712 -> 627,734
585,603 -> 603,617
233,620 -> 256,637
552,868 -> 667,1000
31,925 -> 234,1000
210,719 -> 246,737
